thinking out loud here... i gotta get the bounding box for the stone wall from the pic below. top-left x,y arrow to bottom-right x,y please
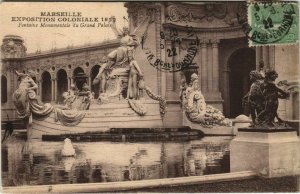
275,44 -> 299,121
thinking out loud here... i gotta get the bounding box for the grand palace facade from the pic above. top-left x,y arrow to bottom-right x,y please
1,2 -> 299,126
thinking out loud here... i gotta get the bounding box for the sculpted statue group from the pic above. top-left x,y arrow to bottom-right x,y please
92,23 -> 146,102
243,66 -> 290,128
91,23 -> 166,116
12,21 -> 167,127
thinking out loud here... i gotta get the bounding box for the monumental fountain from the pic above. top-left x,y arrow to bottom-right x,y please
10,13 -> 234,140
8,2 -> 300,183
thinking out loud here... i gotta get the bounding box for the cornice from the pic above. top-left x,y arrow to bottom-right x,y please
162,23 -> 243,33
22,39 -> 120,61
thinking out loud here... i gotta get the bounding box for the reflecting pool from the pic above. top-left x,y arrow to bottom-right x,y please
1,135 -> 232,186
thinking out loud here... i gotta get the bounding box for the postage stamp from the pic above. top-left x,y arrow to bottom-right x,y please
247,2 -> 299,46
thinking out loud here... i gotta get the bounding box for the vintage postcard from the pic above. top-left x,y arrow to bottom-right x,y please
0,1 -> 299,193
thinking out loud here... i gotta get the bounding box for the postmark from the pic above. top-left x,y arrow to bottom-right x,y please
237,2 -> 298,46
143,25 -> 200,72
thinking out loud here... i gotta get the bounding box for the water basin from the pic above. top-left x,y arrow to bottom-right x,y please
1,135 -> 232,186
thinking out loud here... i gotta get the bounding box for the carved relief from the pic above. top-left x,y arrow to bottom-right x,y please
128,3 -> 157,28
167,5 -> 204,23
166,3 -> 241,27
166,4 -> 228,23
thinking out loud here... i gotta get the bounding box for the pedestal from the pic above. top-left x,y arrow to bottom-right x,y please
230,128 -> 300,178
232,115 -> 251,135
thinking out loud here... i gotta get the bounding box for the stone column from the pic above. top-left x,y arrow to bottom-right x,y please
223,66 -> 231,117
212,39 -> 222,99
174,42 -> 181,92
54,78 -> 57,102
6,68 -> 12,107
67,77 -> 70,90
207,43 -> 213,93
160,38 -> 166,98
255,46 -> 262,70
200,39 -> 208,93
268,46 -> 275,70
69,77 -> 73,90
166,41 -> 174,91
51,78 -> 55,102
197,44 -> 202,88
212,39 -> 219,91
262,46 -> 270,69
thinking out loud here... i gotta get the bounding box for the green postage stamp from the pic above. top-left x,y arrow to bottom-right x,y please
247,2 -> 298,46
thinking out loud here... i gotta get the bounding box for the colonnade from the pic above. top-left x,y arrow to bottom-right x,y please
35,73 -> 80,103
199,39 -> 221,100
2,64 -> 100,104
165,38 -> 222,102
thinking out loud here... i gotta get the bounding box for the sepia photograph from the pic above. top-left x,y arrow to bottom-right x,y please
0,1 -> 299,193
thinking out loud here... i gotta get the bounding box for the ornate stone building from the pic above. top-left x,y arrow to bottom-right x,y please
125,2 -> 299,126
1,2 -> 299,126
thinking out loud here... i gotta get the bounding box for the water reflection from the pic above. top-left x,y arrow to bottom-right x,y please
1,136 -> 232,186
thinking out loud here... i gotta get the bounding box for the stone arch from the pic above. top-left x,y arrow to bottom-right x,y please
90,64 -> 101,98
226,47 -> 256,118
73,67 -> 87,91
41,71 -> 52,103
56,69 -> 68,104
1,75 -> 7,104
73,66 -> 85,73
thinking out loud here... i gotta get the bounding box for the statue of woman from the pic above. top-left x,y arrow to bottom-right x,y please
93,23 -> 138,88
13,70 -> 53,119
184,73 -> 231,127
127,48 -> 143,99
185,74 -> 207,121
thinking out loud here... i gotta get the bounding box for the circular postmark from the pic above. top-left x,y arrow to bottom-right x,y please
143,25 -> 200,72
237,2 -> 298,46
